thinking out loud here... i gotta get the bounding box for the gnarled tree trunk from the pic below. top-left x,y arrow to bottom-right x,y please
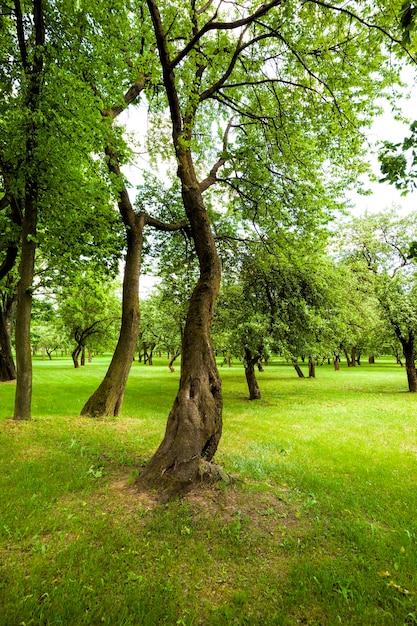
137,151 -> 223,498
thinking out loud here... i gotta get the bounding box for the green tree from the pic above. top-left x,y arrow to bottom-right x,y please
131,0 -> 407,497
57,272 -> 120,369
339,209 -> 417,391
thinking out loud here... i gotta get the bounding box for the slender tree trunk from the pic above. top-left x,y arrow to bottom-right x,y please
13,0 -> 45,420
168,348 -> 181,372
292,360 -> 305,378
72,345 -> 81,369
244,348 -> 261,400
343,347 -> 353,367
80,219 -> 141,415
368,355 -> 375,364
308,358 -> 316,378
0,293 -> 17,382
13,203 -> 37,420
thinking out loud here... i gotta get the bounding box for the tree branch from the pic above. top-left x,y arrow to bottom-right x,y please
103,77 -> 147,120
170,0 -> 284,70
199,118 -> 233,191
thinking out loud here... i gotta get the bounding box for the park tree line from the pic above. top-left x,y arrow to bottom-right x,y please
1,0 -> 417,497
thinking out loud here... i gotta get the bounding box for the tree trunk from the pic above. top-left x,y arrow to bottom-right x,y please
72,345 -> 81,368
13,204 -> 37,420
368,355 -> 375,364
244,347 -> 261,400
168,348 -> 181,372
137,152 -> 223,498
13,0 -> 45,421
401,337 -> 417,392
343,347 -> 353,367
0,292 -> 17,382
81,222 -> 141,415
308,358 -> 316,378
293,360 -> 305,378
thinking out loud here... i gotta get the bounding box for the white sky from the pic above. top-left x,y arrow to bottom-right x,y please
348,75 -> 417,216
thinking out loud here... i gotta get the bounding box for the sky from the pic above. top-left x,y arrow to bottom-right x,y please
348,79 -> 417,216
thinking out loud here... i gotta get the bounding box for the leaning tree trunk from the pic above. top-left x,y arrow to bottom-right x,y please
244,347 -> 261,400
292,360 -> 305,378
81,218 -> 143,417
137,151 -> 223,498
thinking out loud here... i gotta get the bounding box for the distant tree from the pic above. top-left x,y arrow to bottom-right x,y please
339,210 -> 417,391
57,272 -> 120,369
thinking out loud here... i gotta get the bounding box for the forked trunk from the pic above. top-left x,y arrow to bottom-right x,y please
81,219 -> 143,416
137,153 -> 223,498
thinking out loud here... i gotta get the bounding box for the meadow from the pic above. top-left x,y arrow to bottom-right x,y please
0,356 -> 416,625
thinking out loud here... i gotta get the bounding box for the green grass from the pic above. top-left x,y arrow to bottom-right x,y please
1,356 -> 417,625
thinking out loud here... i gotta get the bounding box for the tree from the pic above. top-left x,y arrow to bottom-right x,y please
130,0 -> 408,497
339,210 -> 417,391
57,272 -> 120,369
1,1 -> 128,417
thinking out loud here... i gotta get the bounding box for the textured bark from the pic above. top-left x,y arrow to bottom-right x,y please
13,205 -> 37,419
244,347 -> 261,400
401,338 -> 417,392
137,152 -> 223,498
81,216 -> 143,416
0,289 -> 17,382
13,0 -> 45,420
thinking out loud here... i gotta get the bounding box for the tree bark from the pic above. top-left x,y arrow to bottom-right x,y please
0,290 -> 17,382
400,336 -> 417,392
13,0 -> 45,420
81,213 -> 143,416
308,358 -> 316,378
136,151 -> 223,498
292,360 -> 305,378
244,348 -> 261,400
343,347 -> 353,367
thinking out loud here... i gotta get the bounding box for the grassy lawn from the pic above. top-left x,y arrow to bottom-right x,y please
1,356 -> 417,625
